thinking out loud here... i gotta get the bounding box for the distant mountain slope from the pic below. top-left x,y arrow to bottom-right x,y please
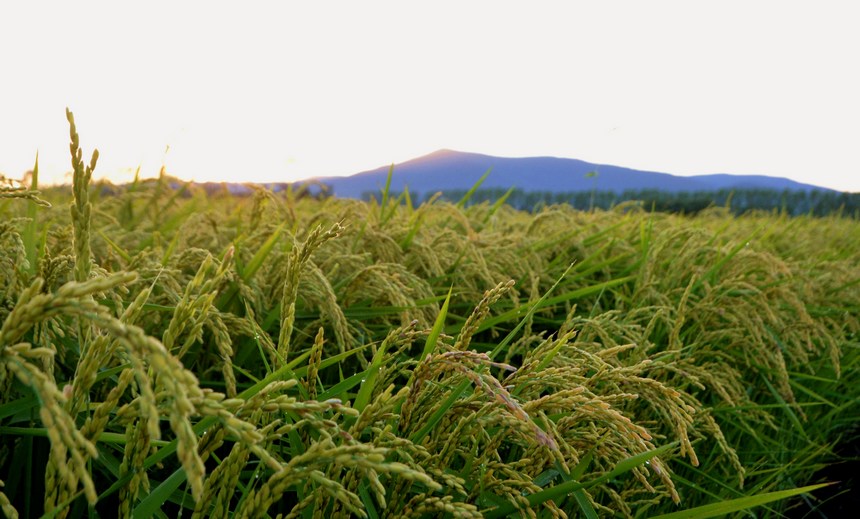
317,149 -> 833,198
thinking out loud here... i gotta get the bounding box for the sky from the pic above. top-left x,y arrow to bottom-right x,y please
1,1 -> 858,191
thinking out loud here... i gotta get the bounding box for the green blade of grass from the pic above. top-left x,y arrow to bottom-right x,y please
408,380 -> 471,444
39,490 -> 84,519
556,456 -> 597,519
489,263 -> 575,360
97,229 -> 133,263
456,167 -> 492,208
379,164 -> 394,222
160,227 -> 183,266
648,483 -> 832,519
358,482 -> 381,519
419,286 -> 452,363
697,225 -> 764,289
456,273 -> 632,339
482,443 -> 675,518
399,210 -> 425,250
132,469 -> 188,518
240,222 -> 285,282
760,373 -> 808,440
384,188 -> 408,223
403,185 -> 414,213
353,338 -> 393,413
23,152 -> 40,274
0,396 -> 39,421
0,427 -> 169,447
482,186 -> 515,226
318,371 -> 366,401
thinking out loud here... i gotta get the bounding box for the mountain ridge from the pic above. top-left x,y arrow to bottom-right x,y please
315,149 -> 834,198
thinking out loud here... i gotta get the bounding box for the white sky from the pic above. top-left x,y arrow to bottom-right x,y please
1,1 -> 858,191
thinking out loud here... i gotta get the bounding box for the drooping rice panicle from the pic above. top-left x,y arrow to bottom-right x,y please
117,421 -> 152,518
0,479 -> 18,519
306,326 -> 325,400
278,222 -> 343,363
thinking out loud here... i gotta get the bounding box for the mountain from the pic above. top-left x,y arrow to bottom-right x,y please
316,149 -> 833,198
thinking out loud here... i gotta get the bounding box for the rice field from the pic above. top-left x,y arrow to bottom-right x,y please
1,112 -> 858,518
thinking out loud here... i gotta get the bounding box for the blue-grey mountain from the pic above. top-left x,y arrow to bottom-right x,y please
316,149 -> 832,198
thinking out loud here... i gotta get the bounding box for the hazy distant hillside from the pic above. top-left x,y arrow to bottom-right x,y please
317,149 -> 832,198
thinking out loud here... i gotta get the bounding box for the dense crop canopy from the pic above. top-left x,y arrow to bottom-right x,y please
0,120 -> 857,517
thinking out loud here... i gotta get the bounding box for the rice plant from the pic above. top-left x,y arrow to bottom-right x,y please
0,111 -> 856,518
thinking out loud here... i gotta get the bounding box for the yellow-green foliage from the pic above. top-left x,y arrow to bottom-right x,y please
0,118 -> 858,518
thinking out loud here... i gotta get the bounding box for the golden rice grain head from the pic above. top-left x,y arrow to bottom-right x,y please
454,279 -> 516,351
0,479 -> 19,519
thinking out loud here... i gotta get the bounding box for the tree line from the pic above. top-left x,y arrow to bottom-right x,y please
361,187 -> 860,217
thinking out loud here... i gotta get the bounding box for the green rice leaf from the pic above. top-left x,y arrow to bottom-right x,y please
379,164 -> 394,222
97,229 -> 133,263
240,222 -> 285,281
408,381 -> 471,444
132,469 -> 188,518
482,186 -> 515,226
353,339 -> 392,413
483,444 -> 674,518
648,483 -> 832,519
419,286 -> 452,362
358,482 -> 381,519
23,152 -> 40,274
456,167 -> 492,208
